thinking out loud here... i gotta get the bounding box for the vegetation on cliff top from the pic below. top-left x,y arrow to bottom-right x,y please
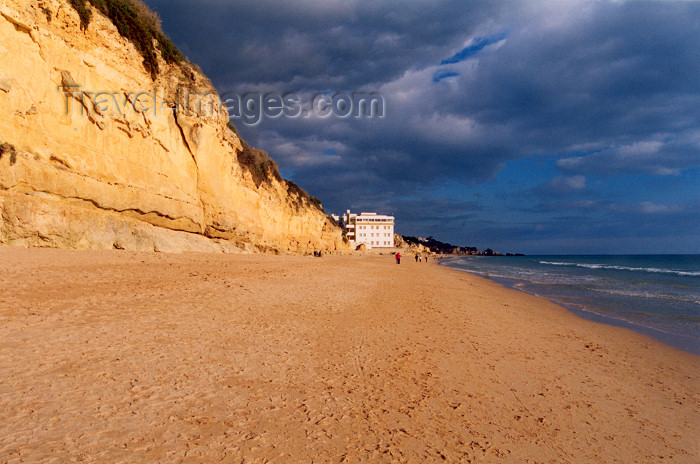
69,0 -> 183,79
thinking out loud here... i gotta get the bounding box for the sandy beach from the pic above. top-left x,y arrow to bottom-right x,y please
0,247 -> 697,463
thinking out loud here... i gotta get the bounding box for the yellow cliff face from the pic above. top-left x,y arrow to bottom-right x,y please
0,0 -> 348,253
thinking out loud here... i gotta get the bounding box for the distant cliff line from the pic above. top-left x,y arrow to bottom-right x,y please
397,235 -> 523,256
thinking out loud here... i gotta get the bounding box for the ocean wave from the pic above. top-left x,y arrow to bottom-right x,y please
587,287 -> 700,306
444,265 -> 601,288
569,304 -> 700,338
538,261 -> 700,277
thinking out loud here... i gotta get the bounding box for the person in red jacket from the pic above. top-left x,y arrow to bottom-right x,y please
395,252 -> 402,264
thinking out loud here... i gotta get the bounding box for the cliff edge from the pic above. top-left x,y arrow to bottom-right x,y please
0,0 -> 347,253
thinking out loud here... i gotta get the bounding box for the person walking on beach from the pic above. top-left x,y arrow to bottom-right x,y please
415,255 -> 419,262
395,252 -> 402,264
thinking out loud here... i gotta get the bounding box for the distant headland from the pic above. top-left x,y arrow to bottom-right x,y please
395,235 -> 523,257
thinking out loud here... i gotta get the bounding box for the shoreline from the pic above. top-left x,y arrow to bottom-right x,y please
1,247 -> 698,462
438,256 -> 700,357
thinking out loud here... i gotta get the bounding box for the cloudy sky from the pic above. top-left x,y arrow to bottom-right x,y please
144,0 -> 699,254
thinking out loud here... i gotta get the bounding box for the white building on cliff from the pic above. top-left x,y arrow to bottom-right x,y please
333,210 -> 395,249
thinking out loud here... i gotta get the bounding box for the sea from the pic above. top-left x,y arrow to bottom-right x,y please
440,255 -> 700,355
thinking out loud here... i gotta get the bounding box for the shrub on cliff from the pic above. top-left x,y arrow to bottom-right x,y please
286,180 -> 323,211
229,124 -> 282,187
227,121 -> 277,185
237,144 -> 282,187
69,0 -> 91,28
0,142 -> 17,165
41,6 -> 52,22
226,122 -> 323,211
69,0 -> 183,79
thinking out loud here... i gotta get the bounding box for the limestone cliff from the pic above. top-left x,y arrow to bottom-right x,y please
0,0 -> 348,253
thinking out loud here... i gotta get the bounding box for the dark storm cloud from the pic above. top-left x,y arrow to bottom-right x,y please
438,1 -> 700,151
142,0 -> 700,251
145,0 -> 506,89
146,0 -> 700,179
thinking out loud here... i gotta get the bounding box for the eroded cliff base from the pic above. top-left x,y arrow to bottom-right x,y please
0,191 -> 250,253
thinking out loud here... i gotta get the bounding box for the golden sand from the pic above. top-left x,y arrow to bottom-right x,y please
0,248 -> 697,463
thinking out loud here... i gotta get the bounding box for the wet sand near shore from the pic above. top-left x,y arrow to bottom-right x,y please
0,247 -> 697,463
